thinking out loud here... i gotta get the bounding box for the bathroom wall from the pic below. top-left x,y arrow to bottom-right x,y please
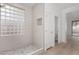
0,3 -> 33,51
32,3 -> 44,48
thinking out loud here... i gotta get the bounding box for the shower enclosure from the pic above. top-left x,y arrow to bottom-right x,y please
0,3 -> 43,55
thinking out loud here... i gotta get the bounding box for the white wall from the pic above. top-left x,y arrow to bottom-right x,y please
32,4 -> 44,48
66,13 -> 72,40
32,3 -> 64,50
44,3 -> 62,50
24,6 -> 33,45
0,4 -> 33,51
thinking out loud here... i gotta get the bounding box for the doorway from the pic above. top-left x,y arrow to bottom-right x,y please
55,16 -> 58,46
72,20 -> 79,37
71,20 -> 79,48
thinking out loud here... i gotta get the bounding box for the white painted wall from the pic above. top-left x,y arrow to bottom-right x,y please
32,4 -> 44,48
66,15 -> 72,40
44,3 -> 62,50
0,4 -> 33,51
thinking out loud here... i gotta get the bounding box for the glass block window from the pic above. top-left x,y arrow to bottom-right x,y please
0,3 -> 25,36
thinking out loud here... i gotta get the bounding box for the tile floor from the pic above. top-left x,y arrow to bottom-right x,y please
0,45 -> 40,55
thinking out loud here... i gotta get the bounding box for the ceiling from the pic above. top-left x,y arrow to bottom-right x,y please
20,3 -> 79,21
54,3 -> 79,10
12,3 -> 79,9
55,3 -> 79,21
67,10 -> 79,21
20,3 -> 36,7
11,3 -> 79,20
